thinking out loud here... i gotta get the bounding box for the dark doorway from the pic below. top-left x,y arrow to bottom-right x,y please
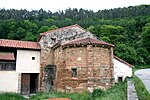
30,74 -> 39,93
118,77 -> 123,82
45,65 -> 56,92
21,73 -> 39,95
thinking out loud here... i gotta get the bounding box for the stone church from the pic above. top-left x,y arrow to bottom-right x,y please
38,24 -> 114,92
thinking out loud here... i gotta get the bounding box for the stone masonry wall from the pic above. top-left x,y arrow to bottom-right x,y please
63,46 -> 88,92
39,26 -> 97,91
52,45 -> 114,92
90,46 -> 114,91
52,46 -> 88,92
39,26 -> 114,92
39,46 -> 54,91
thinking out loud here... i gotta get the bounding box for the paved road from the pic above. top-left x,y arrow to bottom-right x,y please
135,69 -> 150,93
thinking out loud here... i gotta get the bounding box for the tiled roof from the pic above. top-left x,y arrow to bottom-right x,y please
114,55 -> 133,67
0,53 -> 15,60
62,38 -> 114,47
0,39 -> 41,50
40,24 -> 85,36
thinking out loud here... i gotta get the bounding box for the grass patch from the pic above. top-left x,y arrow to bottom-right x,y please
133,75 -> 150,100
134,65 -> 150,69
30,82 -> 127,100
0,93 -> 26,100
96,82 -> 127,100
0,82 -> 127,100
30,91 -> 91,100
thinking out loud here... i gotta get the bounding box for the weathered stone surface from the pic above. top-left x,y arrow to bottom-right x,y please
38,25 -> 114,92
39,25 -> 97,48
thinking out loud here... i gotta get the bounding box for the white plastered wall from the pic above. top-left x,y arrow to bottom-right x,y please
16,50 -> 40,73
114,58 -> 132,83
0,71 -> 18,92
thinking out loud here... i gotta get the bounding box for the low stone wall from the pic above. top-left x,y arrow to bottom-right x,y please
127,80 -> 138,100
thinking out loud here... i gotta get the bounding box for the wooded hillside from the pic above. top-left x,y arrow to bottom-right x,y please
0,4 -> 150,65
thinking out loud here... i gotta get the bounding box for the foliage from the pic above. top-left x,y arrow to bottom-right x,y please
115,43 -> 137,64
133,75 -> 150,100
49,25 -> 58,30
91,89 -> 103,98
30,82 -> 126,100
0,82 -> 126,100
142,23 -> 150,52
0,93 -> 26,100
30,91 -> 91,100
97,82 -> 127,100
0,5 -> 150,65
37,26 -> 50,33
134,65 -> 150,70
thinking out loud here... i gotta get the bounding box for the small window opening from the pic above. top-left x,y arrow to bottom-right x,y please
118,77 -> 123,82
72,68 -> 77,77
32,57 -> 35,60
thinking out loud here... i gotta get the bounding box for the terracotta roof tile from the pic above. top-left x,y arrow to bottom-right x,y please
0,53 -> 15,60
114,55 -> 133,67
62,38 -> 114,47
0,39 -> 41,50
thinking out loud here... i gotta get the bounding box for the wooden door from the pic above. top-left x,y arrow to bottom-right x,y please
21,74 -> 30,95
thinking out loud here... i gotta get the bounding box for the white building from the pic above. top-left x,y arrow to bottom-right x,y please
0,39 -> 41,94
114,56 -> 133,83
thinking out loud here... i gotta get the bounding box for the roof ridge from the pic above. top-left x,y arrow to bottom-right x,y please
62,37 -> 114,47
114,55 -> 133,67
40,24 -> 85,36
0,39 -> 38,43
0,39 -> 40,49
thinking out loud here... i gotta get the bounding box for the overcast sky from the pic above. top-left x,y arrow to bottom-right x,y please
0,0 -> 150,12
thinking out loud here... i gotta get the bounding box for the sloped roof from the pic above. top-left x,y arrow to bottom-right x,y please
62,38 -> 114,47
114,55 -> 133,67
40,24 -> 85,36
38,24 -> 87,41
0,53 -> 15,60
0,39 -> 41,50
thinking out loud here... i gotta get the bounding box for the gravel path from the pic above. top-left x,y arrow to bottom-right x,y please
135,69 -> 150,93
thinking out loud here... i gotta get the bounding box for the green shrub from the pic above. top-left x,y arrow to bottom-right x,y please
133,75 -> 150,100
92,89 -> 103,98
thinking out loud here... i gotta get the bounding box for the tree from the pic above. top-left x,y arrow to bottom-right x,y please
38,26 -> 50,33
8,27 -> 26,40
49,25 -> 58,30
21,20 -> 38,34
0,5 -> 150,65
23,32 -> 36,41
115,43 -> 137,64
136,48 -> 150,65
142,23 -> 150,52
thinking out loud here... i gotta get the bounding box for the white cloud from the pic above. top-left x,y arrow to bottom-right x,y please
0,0 -> 150,12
